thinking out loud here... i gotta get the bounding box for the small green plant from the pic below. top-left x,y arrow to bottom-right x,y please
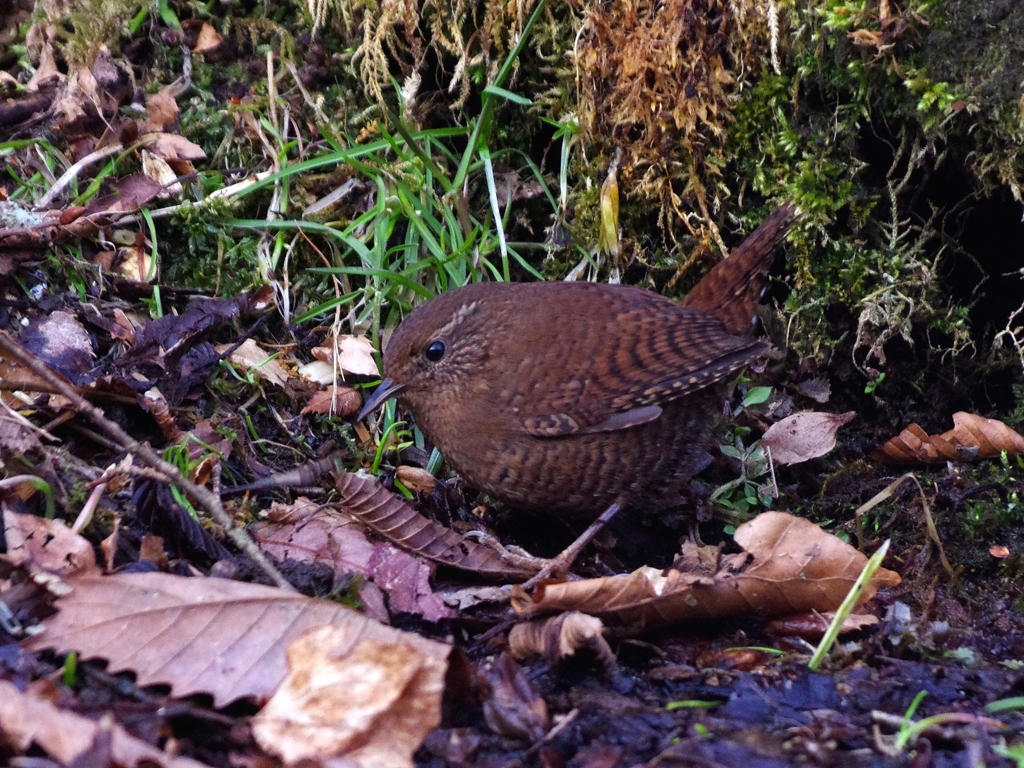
712,440 -> 775,519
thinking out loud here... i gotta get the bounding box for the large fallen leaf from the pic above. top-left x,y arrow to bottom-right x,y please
253,625 -> 447,768
24,571 -> 450,707
512,511 -> 901,633
0,681 -> 211,768
334,471 -> 540,579
761,410 -> 855,466
872,411 -> 1024,463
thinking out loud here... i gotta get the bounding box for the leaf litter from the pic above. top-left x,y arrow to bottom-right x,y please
1,5 -> 1023,768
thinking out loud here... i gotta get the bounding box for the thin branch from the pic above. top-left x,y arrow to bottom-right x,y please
0,331 -> 295,591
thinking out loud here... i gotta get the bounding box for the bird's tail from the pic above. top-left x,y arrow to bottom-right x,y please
681,203 -> 798,335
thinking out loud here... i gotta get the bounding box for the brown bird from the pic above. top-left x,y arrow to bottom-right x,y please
359,204 -> 796,581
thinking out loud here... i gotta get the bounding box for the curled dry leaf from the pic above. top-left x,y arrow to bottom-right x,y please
253,626 -> 448,768
509,611 -> 615,668
761,410 -> 855,466
334,471 -> 540,579
763,612 -> 880,641
0,681 -> 211,768
512,511 -> 901,633
872,411 -> 1024,464
24,571 -> 450,707
3,509 -> 98,577
480,653 -> 549,743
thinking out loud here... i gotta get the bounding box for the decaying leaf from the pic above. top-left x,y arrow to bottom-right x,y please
334,471 -> 540,579
761,410 -> 856,466
512,512 -> 900,633
872,411 -> 1024,464
509,612 -> 614,667
395,465 -> 438,494
24,571 -> 450,707
215,339 -> 289,388
301,385 -> 362,416
253,626 -> 448,768
19,310 -> 94,383
0,681 -> 210,768
3,509 -> 98,577
480,653 -> 549,743
597,150 -> 620,257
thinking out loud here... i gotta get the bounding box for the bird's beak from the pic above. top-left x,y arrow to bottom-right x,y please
356,378 -> 408,422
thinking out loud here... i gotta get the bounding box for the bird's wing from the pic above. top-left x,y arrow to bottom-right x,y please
520,306 -> 767,437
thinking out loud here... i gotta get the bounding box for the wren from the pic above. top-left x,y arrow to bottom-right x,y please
360,205 -> 796,578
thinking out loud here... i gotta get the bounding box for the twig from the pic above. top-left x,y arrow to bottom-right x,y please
35,143 -> 123,210
0,331 -> 295,591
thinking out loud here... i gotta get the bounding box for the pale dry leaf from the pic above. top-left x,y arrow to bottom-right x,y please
139,132 -> 207,162
4,509 -> 98,577
215,339 -> 289,388
114,246 -> 154,283
298,359 -> 335,386
140,150 -> 182,197
0,680 -> 211,768
513,511 -> 901,633
509,612 -> 614,667
761,410 -> 856,466
337,336 -> 379,377
253,626 -> 448,768
24,571 -> 450,706
873,411 -> 1024,464
193,22 -> 224,53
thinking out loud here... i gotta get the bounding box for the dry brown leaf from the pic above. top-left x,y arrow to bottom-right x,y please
334,471 -> 540,579
368,543 -> 453,622
873,411 -> 1024,464
395,465 -> 438,494
215,339 -> 289,388
761,411 -> 855,466
0,681 -> 211,768
3,509 -> 98,577
513,511 -> 901,633
509,612 -> 614,667
301,385 -> 362,416
252,498 -> 388,622
253,626 -> 447,768
480,653 -> 549,743
145,87 -> 179,129
24,571 -> 450,707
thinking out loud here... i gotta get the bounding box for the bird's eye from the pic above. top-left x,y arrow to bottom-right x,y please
425,340 -> 446,362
